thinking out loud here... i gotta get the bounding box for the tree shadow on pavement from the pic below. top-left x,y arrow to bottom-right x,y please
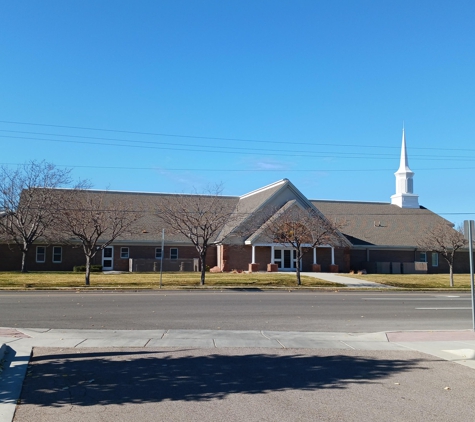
19,347 -> 429,407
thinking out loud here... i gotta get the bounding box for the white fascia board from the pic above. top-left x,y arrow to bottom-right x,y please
245,241 -> 334,248
239,179 -> 287,199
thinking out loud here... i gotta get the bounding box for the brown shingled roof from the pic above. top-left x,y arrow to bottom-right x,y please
51,189 -> 239,245
311,200 -> 453,248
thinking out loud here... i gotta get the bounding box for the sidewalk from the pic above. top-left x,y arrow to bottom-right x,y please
302,272 -> 393,288
2,327 -> 475,422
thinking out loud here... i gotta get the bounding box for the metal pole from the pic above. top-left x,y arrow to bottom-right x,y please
159,229 -> 164,289
469,221 -> 475,331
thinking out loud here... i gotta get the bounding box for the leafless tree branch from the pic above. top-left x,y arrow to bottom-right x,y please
0,161 -> 78,272
417,222 -> 467,287
154,185 -> 236,285
55,189 -> 143,285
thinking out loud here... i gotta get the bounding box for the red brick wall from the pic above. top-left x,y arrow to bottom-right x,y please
0,244 -> 24,271
222,245 -> 252,271
0,243 -> 217,272
114,245 -> 217,271
221,245 -> 350,272
348,248 -> 474,274
1,241 -> 472,274
0,244 -> 87,272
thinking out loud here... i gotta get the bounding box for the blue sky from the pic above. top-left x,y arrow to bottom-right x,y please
1,1 -> 475,225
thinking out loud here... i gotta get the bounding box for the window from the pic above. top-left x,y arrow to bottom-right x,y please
170,248 -> 178,260
52,246 -> 62,263
36,246 -> 46,263
274,249 -> 282,269
120,247 -> 129,259
155,248 -> 162,259
419,252 -> 427,262
432,252 -> 439,267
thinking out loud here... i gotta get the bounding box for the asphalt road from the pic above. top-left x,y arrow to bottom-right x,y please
13,347 -> 475,422
0,290 -> 473,332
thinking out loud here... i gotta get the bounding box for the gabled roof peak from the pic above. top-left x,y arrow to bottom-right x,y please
240,179 -> 288,199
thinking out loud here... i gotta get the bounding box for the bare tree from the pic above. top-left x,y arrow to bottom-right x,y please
155,186 -> 236,286
262,202 -> 346,285
0,161 -> 74,272
418,222 -> 467,287
56,189 -> 142,286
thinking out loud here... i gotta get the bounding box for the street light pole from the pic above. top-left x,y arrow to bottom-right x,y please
468,221 -> 475,331
159,229 -> 164,289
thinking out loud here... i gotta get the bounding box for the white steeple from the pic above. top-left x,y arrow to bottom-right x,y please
390,128 -> 419,208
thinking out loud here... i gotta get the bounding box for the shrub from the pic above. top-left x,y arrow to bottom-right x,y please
73,265 -> 103,273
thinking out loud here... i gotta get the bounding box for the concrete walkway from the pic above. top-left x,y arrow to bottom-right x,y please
302,272 -> 393,288
2,327 -> 475,422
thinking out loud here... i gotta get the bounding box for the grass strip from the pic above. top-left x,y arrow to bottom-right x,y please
342,273 -> 473,289
0,271 -> 345,289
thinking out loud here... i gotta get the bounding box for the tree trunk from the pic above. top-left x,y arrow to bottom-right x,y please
85,255 -> 91,286
199,253 -> 206,286
21,249 -> 28,273
449,264 -> 454,287
295,248 -> 301,286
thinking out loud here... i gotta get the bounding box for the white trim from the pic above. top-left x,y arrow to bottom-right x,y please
273,247 -> 297,270
155,247 -> 162,259
36,246 -> 46,263
120,247 -> 129,259
102,246 -> 114,270
239,179 -> 287,199
245,241 -> 333,248
251,246 -> 256,264
217,244 -> 222,268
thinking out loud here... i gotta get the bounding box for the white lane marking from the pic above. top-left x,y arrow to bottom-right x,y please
416,307 -> 472,310
363,298 -> 470,301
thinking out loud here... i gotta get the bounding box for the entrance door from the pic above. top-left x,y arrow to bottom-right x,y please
274,248 -> 295,270
102,246 -> 113,270
283,250 -> 293,269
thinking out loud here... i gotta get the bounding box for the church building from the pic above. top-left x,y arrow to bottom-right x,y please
0,131 -> 467,274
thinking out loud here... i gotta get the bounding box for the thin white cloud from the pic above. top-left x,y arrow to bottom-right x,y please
249,158 -> 290,171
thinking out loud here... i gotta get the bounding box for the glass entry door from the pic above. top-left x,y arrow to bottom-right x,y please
274,248 -> 296,270
102,246 -> 113,270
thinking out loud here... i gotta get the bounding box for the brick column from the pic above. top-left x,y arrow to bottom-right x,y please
312,264 -> 321,272
249,263 -> 259,272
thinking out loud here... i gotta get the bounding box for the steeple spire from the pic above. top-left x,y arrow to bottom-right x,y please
391,128 -> 419,208
397,128 -> 412,174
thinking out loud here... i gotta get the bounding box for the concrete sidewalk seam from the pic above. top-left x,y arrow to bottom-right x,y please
260,330 -> 271,340
340,341 -> 356,350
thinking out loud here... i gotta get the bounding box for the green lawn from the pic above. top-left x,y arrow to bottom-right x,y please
343,273 -> 474,289
0,271 -> 344,289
